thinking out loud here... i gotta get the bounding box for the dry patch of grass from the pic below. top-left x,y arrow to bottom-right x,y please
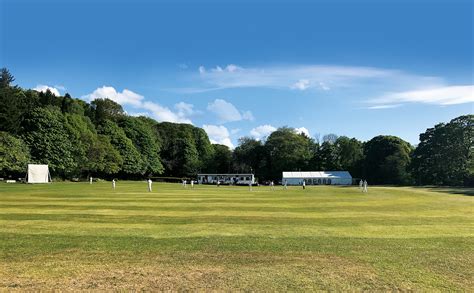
1,252 -> 384,290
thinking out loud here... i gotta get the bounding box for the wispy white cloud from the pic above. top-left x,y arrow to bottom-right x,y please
82,86 -> 144,106
207,99 -> 254,123
250,124 -> 277,140
82,86 -> 194,124
142,101 -> 193,124
195,64 -> 408,92
203,124 -> 234,149
367,104 -> 403,110
370,85 -> 474,106
291,79 -> 310,91
295,127 -> 310,136
33,84 -> 61,96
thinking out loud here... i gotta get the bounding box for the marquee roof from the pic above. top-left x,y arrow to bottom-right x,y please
282,171 -> 352,179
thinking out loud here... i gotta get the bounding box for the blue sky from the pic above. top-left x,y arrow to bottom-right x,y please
1,0 -> 472,148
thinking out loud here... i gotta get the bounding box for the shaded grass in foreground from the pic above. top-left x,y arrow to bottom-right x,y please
0,182 -> 472,290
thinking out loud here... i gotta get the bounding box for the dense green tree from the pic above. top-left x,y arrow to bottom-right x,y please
334,136 -> 364,177
364,135 -> 413,185
118,116 -> 164,175
265,127 -> 313,179
156,122 -> 212,176
208,144 -> 233,174
88,98 -> 125,124
233,137 -> 266,174
98,119 -> 145,176
411,115 -> 473,186
193,127 -> 214,171
38,89 -> 60,107
317,141 -> 341,170
21,107 -> 76,176
0,68 -> 15,88
0,132 -> 30,177
0,88 -> 39,134
88,135 -> 123,176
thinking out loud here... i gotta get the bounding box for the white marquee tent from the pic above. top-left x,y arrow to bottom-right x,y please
26,164 -> 51,183
282,171 -> 352,185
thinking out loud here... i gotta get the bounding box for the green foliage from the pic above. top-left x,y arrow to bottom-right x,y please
334,136 -> 364,177
98,119 -> 145,176
156,122 -> 212,176
208,144 -> 233,174
21,107 -> 76,176
88,98 -> 125,124
233,137 -> 266,174
364,135 -> 413,185
411,115 -> 473,186
0,132 -> 30,176
118,116 -> 164,175
88,135 -> 123,175
265,127 -> 314,179
0,88 -> 40,134
0,68 -> 15,88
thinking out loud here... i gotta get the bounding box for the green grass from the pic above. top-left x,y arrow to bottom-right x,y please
0,182 -> 472,290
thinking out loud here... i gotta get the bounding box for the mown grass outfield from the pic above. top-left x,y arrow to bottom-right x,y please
0,182 -> 472,290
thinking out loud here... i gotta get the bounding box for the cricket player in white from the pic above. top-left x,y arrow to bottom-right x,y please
284,179 -> 288,190
90,177 -> 93,184
190,180 -> 194,189
249,182 -> 252,191
270,181 -> 275,190
302,180 -> 306,190
148,179 -> 152,192
359,179 -> 363,191
112,179 -> 116,190
363,180 -> 368,193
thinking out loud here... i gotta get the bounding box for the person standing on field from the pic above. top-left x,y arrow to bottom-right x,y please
190,180 -> 194,189
148,179 -> 152,192
112,179 -> 116,190
284,179 -> 288,190
363,180 -> 368,193
90,176 -> 93,185
270,181 -> 275,191
302,180 -> 306,190
359,179 -> 363,191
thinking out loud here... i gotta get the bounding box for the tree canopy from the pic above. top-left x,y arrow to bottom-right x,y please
0,68 -> 471,186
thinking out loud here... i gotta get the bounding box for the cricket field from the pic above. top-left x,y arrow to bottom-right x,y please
0,182 -> 472,290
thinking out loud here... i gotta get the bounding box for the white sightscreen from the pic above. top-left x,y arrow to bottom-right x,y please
27,164 -> 51,183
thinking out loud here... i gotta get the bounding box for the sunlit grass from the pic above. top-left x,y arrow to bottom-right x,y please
0,182 -> 472,290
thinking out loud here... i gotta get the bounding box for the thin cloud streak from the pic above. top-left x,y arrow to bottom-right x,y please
369,85 -> 474,106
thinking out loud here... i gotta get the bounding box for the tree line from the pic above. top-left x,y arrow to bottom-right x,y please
0,68 -> 472,186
